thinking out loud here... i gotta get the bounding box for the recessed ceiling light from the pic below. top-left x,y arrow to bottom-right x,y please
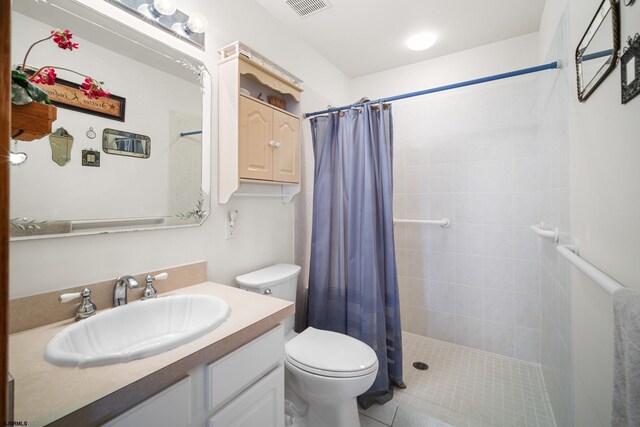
407,32 -> 437,51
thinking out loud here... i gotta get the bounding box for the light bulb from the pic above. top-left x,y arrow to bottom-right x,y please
153,0 -> 176,16
9,151 -> 27,165
186,12 -> 207,34
137,0 -> 176,19
406,32 -> 437,51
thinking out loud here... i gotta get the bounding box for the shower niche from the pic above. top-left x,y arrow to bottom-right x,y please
218,42 -> 303,203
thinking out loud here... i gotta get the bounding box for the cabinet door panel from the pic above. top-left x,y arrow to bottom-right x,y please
239,97 -> 273,181
272,110 -> 300,183
104,377 -> 191,427
206,325 -> 283,412
208,366 -> 284,427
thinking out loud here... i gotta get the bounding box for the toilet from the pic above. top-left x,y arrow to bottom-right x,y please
236,264 -> 379,427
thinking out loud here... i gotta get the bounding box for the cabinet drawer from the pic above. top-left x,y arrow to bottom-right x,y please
208,365 -> 284,427
104,376 -> 191,427
206,325 -> 283,412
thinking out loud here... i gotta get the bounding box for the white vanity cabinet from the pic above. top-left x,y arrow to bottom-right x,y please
105,377 -> 192,427
208,366 -> 284,427
104,326 -> 284,427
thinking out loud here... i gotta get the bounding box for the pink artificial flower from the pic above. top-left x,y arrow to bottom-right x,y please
81,78 -> 110,99
30,67 -> 57,85
51,29 -> 79,51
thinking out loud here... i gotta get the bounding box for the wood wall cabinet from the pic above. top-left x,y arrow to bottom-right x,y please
239,96 -> 299,183
218,47 -> 303,204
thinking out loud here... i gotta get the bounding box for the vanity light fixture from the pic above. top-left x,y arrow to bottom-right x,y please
106,0 -> 206,49
171,12 -> 208,36
407,32 -> 437,51
137,0 -> 177,19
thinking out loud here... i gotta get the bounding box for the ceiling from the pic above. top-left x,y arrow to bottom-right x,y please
254,0 -> 546,78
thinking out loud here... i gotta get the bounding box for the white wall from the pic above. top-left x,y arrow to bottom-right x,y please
568,0 -> 640,426
538,0 -> 640,425
9,0 -> 350,299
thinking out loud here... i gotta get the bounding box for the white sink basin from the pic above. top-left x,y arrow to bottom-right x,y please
44,294 -> 231,368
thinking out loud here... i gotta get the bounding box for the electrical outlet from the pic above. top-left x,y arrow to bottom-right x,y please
225,218 -> 236,240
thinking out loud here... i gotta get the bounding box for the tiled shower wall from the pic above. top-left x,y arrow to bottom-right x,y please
393,76 -> 542,363
538,11 -> 573,427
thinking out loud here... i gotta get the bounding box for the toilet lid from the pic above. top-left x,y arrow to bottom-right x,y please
285,327 -> 378,378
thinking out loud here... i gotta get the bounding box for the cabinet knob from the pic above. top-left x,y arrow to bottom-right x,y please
269,140 -> 281,149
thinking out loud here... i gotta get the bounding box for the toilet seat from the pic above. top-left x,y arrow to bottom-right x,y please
285,327 -> 378,378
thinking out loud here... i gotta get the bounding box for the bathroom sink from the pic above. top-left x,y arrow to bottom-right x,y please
44,294 -> 231,368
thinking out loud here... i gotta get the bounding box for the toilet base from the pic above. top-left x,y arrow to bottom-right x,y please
306,398 -> 360,427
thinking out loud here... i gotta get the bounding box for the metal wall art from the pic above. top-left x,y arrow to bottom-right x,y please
82,149 -> 101,167
575,0 -> 621,102
621,34 -> 640,103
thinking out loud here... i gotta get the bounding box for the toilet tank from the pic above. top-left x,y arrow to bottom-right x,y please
235,264 -> 301,302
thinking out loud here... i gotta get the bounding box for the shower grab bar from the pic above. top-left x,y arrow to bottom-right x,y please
530,223 -> 559,243
557,244 -> 625,295
393,218 -> 450,228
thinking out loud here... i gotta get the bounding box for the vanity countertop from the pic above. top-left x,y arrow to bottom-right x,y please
8,282 -> 294,427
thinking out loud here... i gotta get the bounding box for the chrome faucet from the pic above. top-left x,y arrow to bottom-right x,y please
59,288 -> 97,321
142,272 -> 169,300
113,275 -> 140,307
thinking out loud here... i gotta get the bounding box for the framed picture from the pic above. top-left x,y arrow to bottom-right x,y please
621,34 -> 640,104
32,74 -> 126,121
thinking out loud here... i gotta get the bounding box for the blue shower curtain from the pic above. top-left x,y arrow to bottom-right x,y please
308,104 -> 405,408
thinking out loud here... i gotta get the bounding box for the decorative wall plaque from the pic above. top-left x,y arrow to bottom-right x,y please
34,76 -> 126,121
82,149 -> 101,167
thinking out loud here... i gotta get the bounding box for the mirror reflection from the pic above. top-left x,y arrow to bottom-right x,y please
10,0 -> 211,239
576,0 -> 620,102
48,127 -> 73,166
102,128 -> 151,158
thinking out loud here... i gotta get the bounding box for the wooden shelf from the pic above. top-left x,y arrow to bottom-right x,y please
11,102 -> 57,142
239,93 -> 298,119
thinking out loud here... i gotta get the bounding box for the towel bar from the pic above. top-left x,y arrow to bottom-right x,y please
393,218 -> 450,228
557,244 -> 625,295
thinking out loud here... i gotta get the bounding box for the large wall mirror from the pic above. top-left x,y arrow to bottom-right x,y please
10,0 -> 212,240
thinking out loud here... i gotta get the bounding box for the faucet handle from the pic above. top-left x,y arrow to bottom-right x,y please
59,288 -> 97,321
142,272 -> 168,300
59,290 -> 83,303
152,272 -> 168,281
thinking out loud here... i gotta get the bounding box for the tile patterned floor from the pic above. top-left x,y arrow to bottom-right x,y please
359,333 -> 556,427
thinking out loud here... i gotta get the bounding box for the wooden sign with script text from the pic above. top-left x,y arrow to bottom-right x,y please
35,77 -> 126,121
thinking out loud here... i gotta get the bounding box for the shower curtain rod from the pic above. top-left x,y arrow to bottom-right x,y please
304,61 -> 559,118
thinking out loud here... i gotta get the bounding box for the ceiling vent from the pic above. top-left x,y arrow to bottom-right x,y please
285,0 -> 332,18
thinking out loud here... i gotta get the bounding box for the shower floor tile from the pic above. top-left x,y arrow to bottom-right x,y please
360,333 -> 556,427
